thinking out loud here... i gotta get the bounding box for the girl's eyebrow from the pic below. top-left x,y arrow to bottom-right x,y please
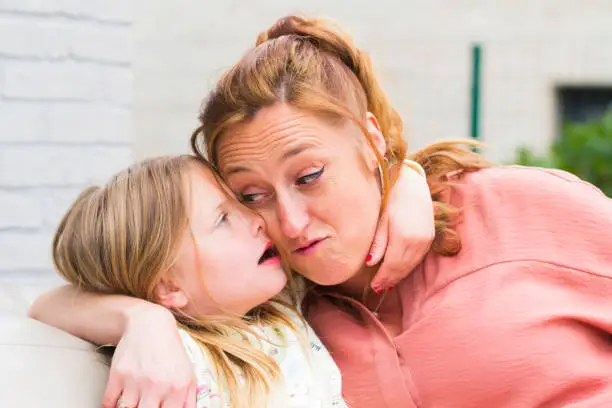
204,200 -> 227,232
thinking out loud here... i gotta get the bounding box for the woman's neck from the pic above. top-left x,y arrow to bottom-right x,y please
334,264 -> 379,299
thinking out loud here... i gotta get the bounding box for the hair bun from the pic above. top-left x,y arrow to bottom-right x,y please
255,15 -> 358,73
255,16 -> 309,46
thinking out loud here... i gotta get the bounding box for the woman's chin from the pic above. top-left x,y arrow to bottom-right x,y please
297,261 -> 368,291
301,269 -> 356,287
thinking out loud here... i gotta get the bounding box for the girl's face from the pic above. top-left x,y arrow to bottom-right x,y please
157,165 -> 287,317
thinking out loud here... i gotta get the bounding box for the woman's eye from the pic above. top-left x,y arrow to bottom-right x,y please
239,193 -> 264,204
215,212 -> 229,227
296,166 -> 324,185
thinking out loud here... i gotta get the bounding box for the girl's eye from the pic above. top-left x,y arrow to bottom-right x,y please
215,211 -> 229,227
296,166 -> 324,186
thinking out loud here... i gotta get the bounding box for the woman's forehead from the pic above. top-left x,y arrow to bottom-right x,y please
215,104 -> 355,172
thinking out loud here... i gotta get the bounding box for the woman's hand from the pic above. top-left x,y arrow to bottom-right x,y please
368,161 -> 435,293
102,304 -> 197,408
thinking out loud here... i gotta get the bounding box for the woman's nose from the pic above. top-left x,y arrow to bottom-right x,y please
276,192 -> 309,239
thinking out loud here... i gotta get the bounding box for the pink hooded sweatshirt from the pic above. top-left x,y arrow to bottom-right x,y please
305,166 -> 612,408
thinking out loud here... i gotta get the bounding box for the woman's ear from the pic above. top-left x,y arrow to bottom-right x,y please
154,275 -> 188,310
365,112 -> 387,164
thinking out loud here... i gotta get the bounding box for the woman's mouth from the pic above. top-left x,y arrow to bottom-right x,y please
294,238 -> 325,255
258,243 -> 280,265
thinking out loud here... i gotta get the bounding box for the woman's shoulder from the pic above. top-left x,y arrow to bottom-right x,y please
463,165 -> 600,194
456,165 -> 607,217
417,165 -> 612,303
444,165 -> 611,272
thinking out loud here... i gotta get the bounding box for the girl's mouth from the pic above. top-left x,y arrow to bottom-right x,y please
258,243 -> 280,265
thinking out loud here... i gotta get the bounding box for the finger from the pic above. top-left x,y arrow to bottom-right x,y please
137,390 -> 162,408
161,389 -> 188,408
114,385 -> 140,408
370,244 -> 402,292
182,381 -> 197,408
101,375 -> 124,408
367,211 -> 389,269
381,242 -> 429,290
371,227 -> 423,291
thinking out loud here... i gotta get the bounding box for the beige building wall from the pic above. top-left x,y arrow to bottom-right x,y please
133,0 -> 612,163
1,1 -> 610,286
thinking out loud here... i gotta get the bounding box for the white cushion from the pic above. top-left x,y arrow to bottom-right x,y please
0,283 -> 109,407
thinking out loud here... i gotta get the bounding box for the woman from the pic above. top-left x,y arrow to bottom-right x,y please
32,15 -> 612,408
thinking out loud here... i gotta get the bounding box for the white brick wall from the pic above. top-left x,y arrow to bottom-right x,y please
0,1 -> 134,289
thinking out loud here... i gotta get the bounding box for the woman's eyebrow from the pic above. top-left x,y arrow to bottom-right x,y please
281,143 -> 314,160
225,143 -> 316,175
225,165 -> 251,176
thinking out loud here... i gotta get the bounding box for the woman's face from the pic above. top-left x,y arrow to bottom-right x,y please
215,103 -> 385,286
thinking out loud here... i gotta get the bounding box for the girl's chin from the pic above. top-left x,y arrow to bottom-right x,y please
267,275 -> 289,297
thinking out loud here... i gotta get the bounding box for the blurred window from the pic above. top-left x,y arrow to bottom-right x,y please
557,86 -> 612,126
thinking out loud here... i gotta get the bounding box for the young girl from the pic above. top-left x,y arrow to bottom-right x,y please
52,155 -> 347,408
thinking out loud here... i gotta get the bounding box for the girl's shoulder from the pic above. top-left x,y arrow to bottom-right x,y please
178,309 -> 346,407
177,328 -> 225,408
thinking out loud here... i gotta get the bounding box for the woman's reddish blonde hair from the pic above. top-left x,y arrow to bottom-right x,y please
191,15 -> 491,256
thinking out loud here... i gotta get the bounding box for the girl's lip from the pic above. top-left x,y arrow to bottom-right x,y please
258,241 -> 280,265
263,240 -> 274,251
260,256 -> 281,266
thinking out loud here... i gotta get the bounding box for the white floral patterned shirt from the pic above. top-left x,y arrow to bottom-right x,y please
178,309 -> 348,408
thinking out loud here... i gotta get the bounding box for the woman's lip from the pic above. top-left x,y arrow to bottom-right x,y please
294,238 -> 325,254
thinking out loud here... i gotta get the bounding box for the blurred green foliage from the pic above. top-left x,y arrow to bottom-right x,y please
513,108 -> 612,196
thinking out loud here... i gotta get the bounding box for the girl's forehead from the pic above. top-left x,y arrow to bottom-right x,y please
185,164 -> 236,205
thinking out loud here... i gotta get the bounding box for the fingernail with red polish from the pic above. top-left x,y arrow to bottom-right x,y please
372,285 -> 383,294
366,254 -> 373,263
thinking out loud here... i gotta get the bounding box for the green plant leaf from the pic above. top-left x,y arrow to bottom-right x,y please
511,108 -> 612,197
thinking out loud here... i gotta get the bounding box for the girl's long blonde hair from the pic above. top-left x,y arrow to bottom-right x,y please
52,155 -> 298,407
192,15 -> 492,256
